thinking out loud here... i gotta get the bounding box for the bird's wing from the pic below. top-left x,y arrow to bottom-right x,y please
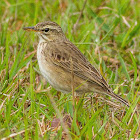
46,40 -> 110,90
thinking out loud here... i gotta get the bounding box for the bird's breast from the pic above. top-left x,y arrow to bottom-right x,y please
37,41 -> 69,92
37,42 -> 51,81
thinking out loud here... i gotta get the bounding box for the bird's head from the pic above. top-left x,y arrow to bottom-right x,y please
23,21 -> 65,42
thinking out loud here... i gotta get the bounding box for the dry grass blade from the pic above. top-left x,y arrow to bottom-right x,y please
1,129 -> 29,140
73,0 -> 88,32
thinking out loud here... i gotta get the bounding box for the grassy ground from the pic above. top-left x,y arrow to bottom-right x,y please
0,0 -> 140,139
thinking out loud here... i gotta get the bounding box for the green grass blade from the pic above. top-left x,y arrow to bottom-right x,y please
121,23 -> 140,48
80,108 -> 102,136
119,55 -> 130,81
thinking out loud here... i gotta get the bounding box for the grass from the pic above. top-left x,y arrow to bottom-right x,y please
0,0 -> 140,139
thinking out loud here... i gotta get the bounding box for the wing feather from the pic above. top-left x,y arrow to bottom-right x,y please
46,40 -> 109,89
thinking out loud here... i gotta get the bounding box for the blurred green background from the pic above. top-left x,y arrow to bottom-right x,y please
0,0 -> 140,139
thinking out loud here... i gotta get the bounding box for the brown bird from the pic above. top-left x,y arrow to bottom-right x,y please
23,21 -> 129,107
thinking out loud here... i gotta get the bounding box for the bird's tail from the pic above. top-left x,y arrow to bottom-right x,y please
106,90 -> 129,107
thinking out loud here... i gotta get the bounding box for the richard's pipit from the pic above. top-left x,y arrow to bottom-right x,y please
23,21 -> 129,107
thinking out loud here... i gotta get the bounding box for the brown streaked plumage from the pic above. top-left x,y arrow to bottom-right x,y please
23,21 -> 129,107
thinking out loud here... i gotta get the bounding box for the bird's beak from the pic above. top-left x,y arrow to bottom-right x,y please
23,26 -> 38,32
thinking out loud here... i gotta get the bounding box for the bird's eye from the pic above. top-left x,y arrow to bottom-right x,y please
44,28 -> 49,32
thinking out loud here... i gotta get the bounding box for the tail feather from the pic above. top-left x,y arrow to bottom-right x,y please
106,90 -> 129,107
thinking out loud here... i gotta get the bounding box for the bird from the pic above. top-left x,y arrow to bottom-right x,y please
23,21 -> 129,107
